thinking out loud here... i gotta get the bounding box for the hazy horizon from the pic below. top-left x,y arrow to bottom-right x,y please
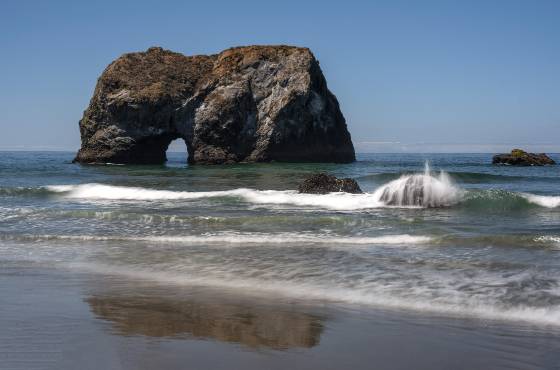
2,143 -> 560,154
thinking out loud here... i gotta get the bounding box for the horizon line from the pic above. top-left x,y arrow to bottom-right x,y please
1,149 -> 559,155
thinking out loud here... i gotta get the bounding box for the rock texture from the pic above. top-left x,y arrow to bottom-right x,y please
298,173 -> 362,194
74,46 -> 355,164
492,149 -> 556,166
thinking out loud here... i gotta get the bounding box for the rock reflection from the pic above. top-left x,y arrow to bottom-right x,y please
86,293 -> 324,349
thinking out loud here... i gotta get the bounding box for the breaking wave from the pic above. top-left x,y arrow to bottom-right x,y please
46,183 -> 458,209
371,163 -> 461,207
2,233 -> 433,246
361,171 -> 560,185
521,193 -> 560,208
43,164 -> 461,209
45,184 -> 382,210
9,164 -> 557,211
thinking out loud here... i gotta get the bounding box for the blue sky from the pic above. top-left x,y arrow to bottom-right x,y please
1,0 -> 559,152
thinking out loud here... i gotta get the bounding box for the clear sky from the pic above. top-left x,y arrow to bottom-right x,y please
1,0 -> 559,153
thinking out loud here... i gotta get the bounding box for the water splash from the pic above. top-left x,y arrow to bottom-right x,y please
372,162 -> 461,207
44,164 -> 461,209
43,162 -> 560,210
521,193 -> 560,208
43,182 -> 560,210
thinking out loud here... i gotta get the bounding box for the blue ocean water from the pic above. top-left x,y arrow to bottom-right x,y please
1,151 -> 560,326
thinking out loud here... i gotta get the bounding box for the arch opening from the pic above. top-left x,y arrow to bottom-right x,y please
165,138 -> 189,166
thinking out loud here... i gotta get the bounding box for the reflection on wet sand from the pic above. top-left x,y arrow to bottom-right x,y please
86,293 -> 324,349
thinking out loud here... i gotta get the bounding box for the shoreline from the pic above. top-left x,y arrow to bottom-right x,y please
2,152 -> 560,369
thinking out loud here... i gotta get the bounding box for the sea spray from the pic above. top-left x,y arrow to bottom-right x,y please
42,163 -> 560,210
44,164 -> 461,209
372,162 -> 461,207
521,193 -> 560,208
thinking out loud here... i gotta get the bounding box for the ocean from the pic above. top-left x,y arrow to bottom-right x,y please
1,151 -> 559,369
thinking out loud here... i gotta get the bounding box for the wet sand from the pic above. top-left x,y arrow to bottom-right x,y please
1,263 -> 559,370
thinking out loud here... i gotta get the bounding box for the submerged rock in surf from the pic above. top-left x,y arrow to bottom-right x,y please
492,149 -> 555,166
74,46 -> 355,165
298,173 -> 363,194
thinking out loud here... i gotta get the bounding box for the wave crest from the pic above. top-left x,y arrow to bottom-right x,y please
43,164 -> 461,209
2,233 -> 433,246
372,163 -> 461,207
522,193 -> 560,208
42,164 -> 559,210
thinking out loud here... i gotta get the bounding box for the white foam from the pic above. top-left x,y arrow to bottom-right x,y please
522,193 -> 560,208
534,236 -> 560,245
72,262 -> 560,327
45,166 -> 460,211
371,162 -> 461,207
46,167 -> 559,210
47,184 -> 253,201
46,183 -> 386,210
15,233 -> 432,245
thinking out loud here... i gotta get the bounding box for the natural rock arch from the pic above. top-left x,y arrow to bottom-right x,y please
74,46 -> 355,165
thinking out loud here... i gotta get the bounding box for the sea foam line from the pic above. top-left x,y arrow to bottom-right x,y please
45,182 -> 560,210
522,193 -> 560,208
46,184 -> 387,210
5,233 -> 433,245
71,262 -> 560,327
44,182 -> 444,210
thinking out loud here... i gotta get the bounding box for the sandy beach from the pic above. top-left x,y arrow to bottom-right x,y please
2,262 -> 559,370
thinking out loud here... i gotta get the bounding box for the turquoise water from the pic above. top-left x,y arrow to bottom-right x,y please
1,151 -> 560,326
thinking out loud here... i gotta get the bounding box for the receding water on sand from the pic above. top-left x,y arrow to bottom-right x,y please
2,264 -> 559,370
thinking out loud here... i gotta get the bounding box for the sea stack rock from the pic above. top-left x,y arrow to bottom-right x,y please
74,46 -> 355,164
492,149 -> 556,166
298,173 -> 363,194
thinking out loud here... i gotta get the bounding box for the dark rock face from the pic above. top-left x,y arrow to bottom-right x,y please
492,149 -> 556,166
74,46 -> 355,164
298,173 -> 362,194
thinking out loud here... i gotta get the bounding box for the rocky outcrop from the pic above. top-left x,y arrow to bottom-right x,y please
492,149 -> 556,166
298,173 -> 362,194
74,46 -> 355,164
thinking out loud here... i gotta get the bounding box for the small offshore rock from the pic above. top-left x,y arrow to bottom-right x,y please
492,149 -> 556,166
298,173 -> 363,194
